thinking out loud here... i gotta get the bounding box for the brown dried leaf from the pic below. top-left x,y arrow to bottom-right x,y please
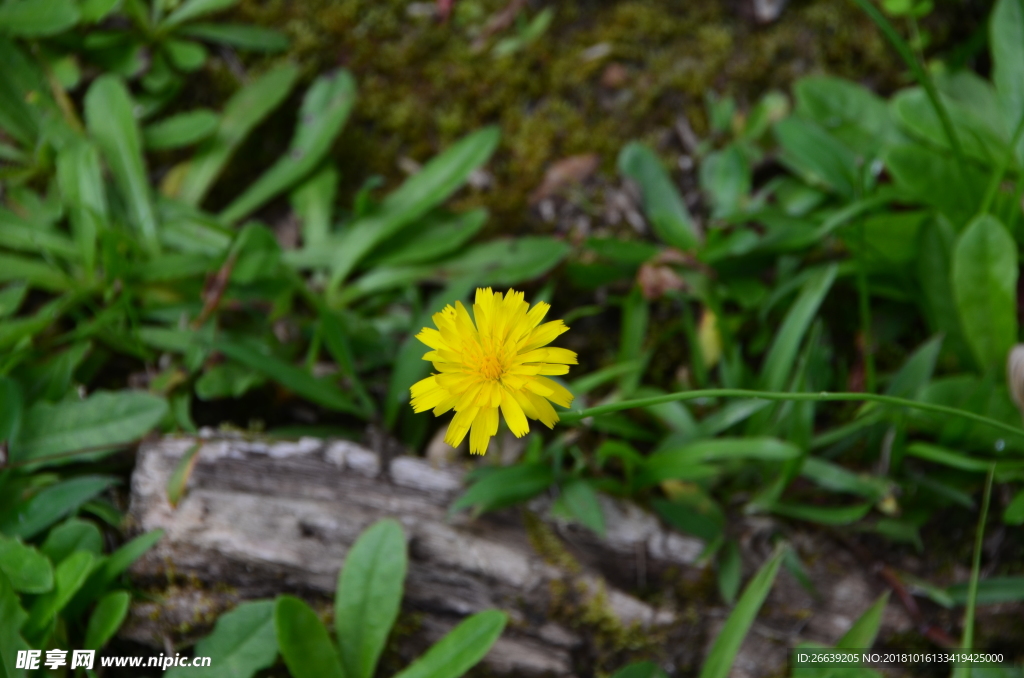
529,153 -> 600,204
637,261 -> 685,300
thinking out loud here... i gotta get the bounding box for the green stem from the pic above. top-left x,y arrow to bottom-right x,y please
559,389 -> 1024,441
978,114 -> 1024,217
954,464 -> 995,678
849,0 -> 966,170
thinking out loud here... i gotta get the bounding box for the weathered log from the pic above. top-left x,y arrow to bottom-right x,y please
125,432 -> 700,676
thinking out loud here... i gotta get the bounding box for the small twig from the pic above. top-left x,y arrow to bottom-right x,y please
192,254 -> 236,330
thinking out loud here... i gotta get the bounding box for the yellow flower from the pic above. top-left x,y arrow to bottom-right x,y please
410,288 -> 577,455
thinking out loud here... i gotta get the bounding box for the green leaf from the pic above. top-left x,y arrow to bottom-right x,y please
144,109 -> 220,150
0,0 -> 79,37
0,535 -> 52,593
1004,489 -> 1024,525
85,75 -> 160,254
904,442 -> 995,472
651,494 -> 724,541
0,284 -> 27,319
275,596 -> 345,678
617,142 -> 699,250
40,519 -> 103,564
195,364 -> 266,400
947,576 -> 1024,605
166,600 -> 278,678
799,458 -> 891,501
771,502 -> 872,525
66,529 -> 164,617
57,140 -> 107,275
80,0 -> 119,22
916,216 -> 969,359
718,540 -> 742,604
363,209 -> 487,269
24,550 -> 95,641
700,145 -> 751,218
162,0 -> 237,28
991,0 -> 1024,163
699,545 -> 786,678
611,662 -> 669,678
177,63 -> 300,206
793,75 -> 898,155
164,39 -> 207,71
836,593 -> 889,649
220,71 -> 356,223
773,117 -> 858,198
892,88 -> 1008,166
11,391 -> 168,468
0,571 -> 29,678
84,590 -> 130,650
0,476 -> 116,539
214,338 -> 361,415
761,264 -> 837,392
391,610 -> 507,678
884,144 -> 986,227
559,479 -> 606,537
179,23 -> 289,52
337,520 -> 407,678
885,335 -> 942,399
451,463 -> 554,515
0,37 -> 45,145
166,443 -> 201,508
329,127 -> 500,288
434,236 -> 570,289
952,214 -> 1018,373
289,163 -> 338,251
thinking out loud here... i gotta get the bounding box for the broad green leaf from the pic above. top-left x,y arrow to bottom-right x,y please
559,479 -> 606,537
214,338 -> 361,415
947,576 -> 1024,605
84,591 -> 130,650
837,593 -> 889,649
289,163 -> 338,251
164,39 -> 207,71
916,216 -> 969,360
24,551 -> 95,641
617,142 -> 699,250
699,546 -> 786,678
451,464 -> 554,515
220,71 -> 356,223
41,519 -> 103,564
144,109 -> 219,150
0,476 -> 116,539
700,145 -> 751,218
162,0 -> 237,27
229,223 -> 283,284
85,75 -> 160,254
11,391 -> 168,468
892,88 -> 1008,166
771,502 -> 872,525
761,264 -> 837,391
23,342 -> 91,403
952,214 -> 1018,373
65,529 -> 164,617
1005,489 -> 1024,525
718,540 -> 742,604
329,127 -> 500,287
793,75 -> 898,155
651,494 -> 724,541
166,600 -> 278,678
774,117 -> 858,198
884,144 -> 986,227
991,0 -> 1024,163
177,63 -> 300,206
0,284 -> 27,319
612,662 -> 669,678
57,140 -> 107,274
179,23 -> 289,52
0,571 -> 29,678
195,364 -> 265,400
434,236 -> 569,288
0,535 -> 52,593
391,610 -> 507,678
337,520 -> 407,678
80,0 -> 119,22
275,596 -> 345,678
0,0 -> 79,37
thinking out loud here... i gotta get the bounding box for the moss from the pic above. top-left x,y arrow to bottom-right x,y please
211,0 -> 988,236
523,509 -> 582,574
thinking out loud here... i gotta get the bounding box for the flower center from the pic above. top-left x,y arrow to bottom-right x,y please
477,354 -> 505,380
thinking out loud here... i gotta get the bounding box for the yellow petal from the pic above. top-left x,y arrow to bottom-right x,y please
516,347 -> 578,364
499,388 -> 530,437
524,390 -> 559,428
519,320 -> 569,353
534,376 -> 574,408
469,407 -> 497,455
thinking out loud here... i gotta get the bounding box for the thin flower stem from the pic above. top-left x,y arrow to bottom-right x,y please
559,389 -> 1024,441
849,0 -> 966,170
953,464 -> 995,678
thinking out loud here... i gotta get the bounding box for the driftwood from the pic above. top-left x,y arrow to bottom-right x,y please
125,432 -> 704,676
125,432 -> 921,677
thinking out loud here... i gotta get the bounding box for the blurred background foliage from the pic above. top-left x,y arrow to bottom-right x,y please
1,0 -> 1024,675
